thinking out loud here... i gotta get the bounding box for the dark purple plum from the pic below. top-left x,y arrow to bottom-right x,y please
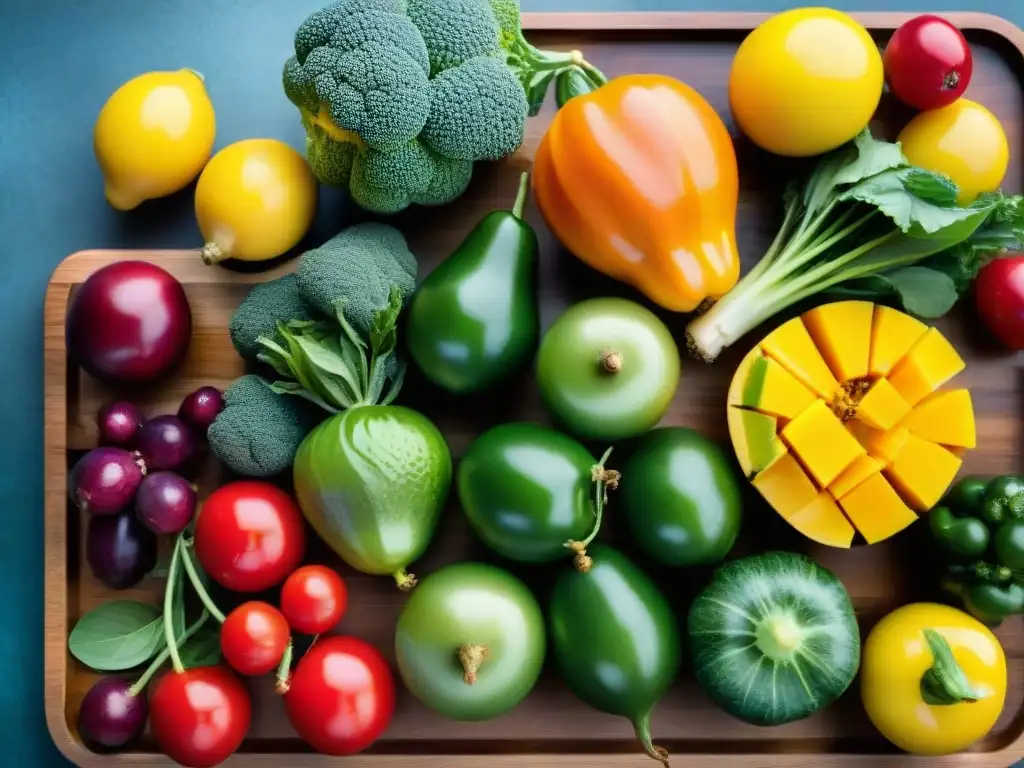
69,447 -> 146,516
135,415 -> 198,472
96,401 -> 142,446
136,471 -> 196,535
86,510 -> 157,590
78,676 -> 148,749
178,386 -> 224,431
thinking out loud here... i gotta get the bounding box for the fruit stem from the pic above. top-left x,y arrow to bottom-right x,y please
457,644 -> 489,685
164,537 -> 186,675
275,639 -> 294,695
512,171 -> 530,220
181,539 -> 226,623
566,447 -> 620,572
633,708 -> 670,767
394,569 -> 418,591
920,628 -> 987,705
600,349 -> 623,374
185,68 -> 206,83
130,610 -> 210,696
756,614 -> 804,659
200,242 -> 228,265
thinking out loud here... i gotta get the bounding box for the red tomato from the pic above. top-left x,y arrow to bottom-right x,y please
221,601 -> 291,676
280,565 -> 348,635
283,636 -> 395,755
883,15 -> 972,110
975,256 -> 1024,349
194,481 -> 306,592
149,666 -> 251,768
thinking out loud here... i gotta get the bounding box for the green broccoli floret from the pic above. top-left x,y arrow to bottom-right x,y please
229,274 -> 319,361
207,375 -> 324,477
283,0 -> 605,214
295,223 -> 418,337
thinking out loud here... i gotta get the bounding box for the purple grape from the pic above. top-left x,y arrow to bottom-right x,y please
78,676 -> 147,749
96,401 -> 142,446
135,415 -> 198,471
178,386 -> 224,431
69,447 -> 146,516
86,510 -> 157,590
136,471 -> 196,535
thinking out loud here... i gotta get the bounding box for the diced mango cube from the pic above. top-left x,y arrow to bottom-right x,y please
728,407 -> 786,477
802,300 -> 873,383
741,355 -> 817,420
856,378 -> 911,431
727,347 -> 762,406
869,305 -> 928,377
788,492 -> 856,548
887,328 -> 965,407
847,421 -> 911,463
886,433 -> 963,512
761,317 -> 839,400
752,452 -> 819,520
838,473 -> 918,544
781,400 -> 865,487
828,454 -> 884,499
903,389 -> 976,449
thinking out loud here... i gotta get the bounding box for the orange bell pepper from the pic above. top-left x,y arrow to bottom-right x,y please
533,74 -> 740,313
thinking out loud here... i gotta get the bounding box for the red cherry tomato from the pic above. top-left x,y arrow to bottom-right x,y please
283,636 -> 395,755
883,15 -> 972,110
221,601 -> 291,676
280,565 -> 349,635
149,666 -> 251,768
194,481 -> 306,592
975,256 -> 1024,349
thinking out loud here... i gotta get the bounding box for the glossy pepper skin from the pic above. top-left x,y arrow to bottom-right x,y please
861,603 -> 1007,756
548,544 -> 681,765
931,475 -> 1024,626
406,173 -> 539,394
533,73 -> 740,313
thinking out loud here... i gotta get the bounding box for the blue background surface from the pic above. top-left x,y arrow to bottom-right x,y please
1,0 -> 1020,765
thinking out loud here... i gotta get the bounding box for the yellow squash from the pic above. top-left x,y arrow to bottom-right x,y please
195,138 -> 319,266
861,603 -> 1007,756
94,69 -> 216,211
726,301 -> 974,547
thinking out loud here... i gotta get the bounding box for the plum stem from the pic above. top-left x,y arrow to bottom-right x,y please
181,539 -> 226,623
275,640 -> 294,694
458,644 -> 489,685
164,537 -> 186,674
566,447 -> 619,572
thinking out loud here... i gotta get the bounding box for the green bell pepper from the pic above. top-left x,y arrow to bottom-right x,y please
931,474 -> 1024,626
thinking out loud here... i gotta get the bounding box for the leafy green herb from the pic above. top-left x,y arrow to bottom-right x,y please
686,129 -> 1024,360
179,621 -> 222,669
69,601 -> 165,672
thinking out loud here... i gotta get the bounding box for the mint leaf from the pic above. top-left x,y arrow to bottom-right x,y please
69,601 -> 165,672
902,169 -> 959,206
885,266 -> 960,318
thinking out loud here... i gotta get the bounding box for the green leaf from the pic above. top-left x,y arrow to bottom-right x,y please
179,620 -> 222,669
884,266 -> 960,318
370,286 -> 402,360
526,69 -> 557,115
832,129 -> 907,186
902,169 -> 959,205
380,360 -> 407,406
290,334 -> 362,404
68,601 -> 166,672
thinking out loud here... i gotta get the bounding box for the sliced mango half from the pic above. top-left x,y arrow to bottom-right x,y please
726,300 -> 973,547
802,300 -> 873,383
903,389 -> 976,449
760,317 -> 839,400
869,305 -> 927,378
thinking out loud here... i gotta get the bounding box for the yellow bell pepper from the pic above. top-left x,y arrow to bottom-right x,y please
532,73 -> 740,313
861,602 -> 1007,756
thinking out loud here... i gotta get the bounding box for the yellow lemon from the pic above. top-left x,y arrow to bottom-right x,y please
94,69 -> 216,211
195,138 -> 319,265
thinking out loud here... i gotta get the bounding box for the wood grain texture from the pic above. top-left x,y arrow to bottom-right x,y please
44,11 -> 1024,768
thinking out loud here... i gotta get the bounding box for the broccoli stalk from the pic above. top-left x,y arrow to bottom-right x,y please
685,130 -> 1024,363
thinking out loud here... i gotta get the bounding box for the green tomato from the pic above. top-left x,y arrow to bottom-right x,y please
293,405 -> 452,589
458,423 -> 611,564
536,297 -> 681,442
394,562 -> 546,721
619,427 -> 742,567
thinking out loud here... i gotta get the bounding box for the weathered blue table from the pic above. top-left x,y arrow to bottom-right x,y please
1,0 -> 1018,764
